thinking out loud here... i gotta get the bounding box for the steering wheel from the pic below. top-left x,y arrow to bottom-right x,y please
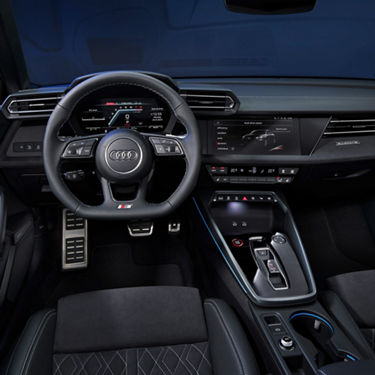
43,72 -> 201,220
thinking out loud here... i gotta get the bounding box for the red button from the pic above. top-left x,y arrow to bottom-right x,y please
232,239 -> 244,248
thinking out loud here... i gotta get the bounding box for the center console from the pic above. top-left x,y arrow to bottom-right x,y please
193,190 -> 375,375
196,190 -> 316,305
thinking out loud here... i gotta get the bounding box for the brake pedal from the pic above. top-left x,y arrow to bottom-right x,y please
62,209 -> 88,270
128,221 -> 153,237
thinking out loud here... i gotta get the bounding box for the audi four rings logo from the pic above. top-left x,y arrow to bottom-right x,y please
109,150 -> 139,161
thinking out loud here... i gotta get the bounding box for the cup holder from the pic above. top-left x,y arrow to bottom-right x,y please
290,312 -> 334,342
290,312 -> 358,367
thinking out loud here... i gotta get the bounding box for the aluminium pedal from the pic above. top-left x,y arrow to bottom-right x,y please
62,209 -> 88,270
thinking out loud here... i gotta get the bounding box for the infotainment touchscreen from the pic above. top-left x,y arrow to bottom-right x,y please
211,118 -> 301,155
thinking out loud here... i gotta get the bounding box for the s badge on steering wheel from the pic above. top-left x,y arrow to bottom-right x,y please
43,71 -> 201,220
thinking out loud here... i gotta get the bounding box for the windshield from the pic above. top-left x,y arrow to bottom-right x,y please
10,0 -> 375,86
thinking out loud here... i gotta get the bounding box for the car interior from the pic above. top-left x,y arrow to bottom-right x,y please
2,0 -> 375,374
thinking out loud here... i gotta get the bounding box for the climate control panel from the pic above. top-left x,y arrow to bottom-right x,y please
208,165 -> 299,184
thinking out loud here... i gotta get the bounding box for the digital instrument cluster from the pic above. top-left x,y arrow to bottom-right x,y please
79,98 -> 168,134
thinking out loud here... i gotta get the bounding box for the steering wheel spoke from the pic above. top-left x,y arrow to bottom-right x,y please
44,72 -> 200,220
100,177 -> 114,204
143,133 -> 185,158
61,136 -> 101,160
100,175 -> 149,211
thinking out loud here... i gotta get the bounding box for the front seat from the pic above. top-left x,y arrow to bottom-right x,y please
4,286 -> 259,375
326,270 -> 375,352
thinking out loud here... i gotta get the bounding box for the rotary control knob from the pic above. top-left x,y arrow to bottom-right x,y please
280,336 -> 294,350
272,234 -> 287,244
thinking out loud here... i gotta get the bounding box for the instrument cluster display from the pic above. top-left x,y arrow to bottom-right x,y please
79,98 -> 168,134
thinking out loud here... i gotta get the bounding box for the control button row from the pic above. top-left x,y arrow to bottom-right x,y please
13,142 -> 42,153
212,176 -> 294,184
210,166 -> 228,175
279,167 -> 299,176
229,167 -> 276,175
63,138 -> 97,158
276,176 -> 293,184
214,193 -> 275,203
149,137 -> 183,156
209,166 -> 299,177
232,221 -> 248,228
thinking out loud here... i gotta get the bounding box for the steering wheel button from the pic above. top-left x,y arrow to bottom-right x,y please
155,145 -> 166,154
81,147 -> 92,156
160,139 -> 171,144
150,137 -> 161,144
84,139 -> 96,146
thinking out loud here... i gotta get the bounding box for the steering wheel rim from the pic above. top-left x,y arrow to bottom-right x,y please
43,71 -> 201,220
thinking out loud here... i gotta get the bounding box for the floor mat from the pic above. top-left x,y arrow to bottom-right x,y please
45,243 -> 186,306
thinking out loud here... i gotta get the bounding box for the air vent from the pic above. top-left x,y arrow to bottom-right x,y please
181,91 -> 237,111
5,94 -> 63,117
324,117 -> 375,137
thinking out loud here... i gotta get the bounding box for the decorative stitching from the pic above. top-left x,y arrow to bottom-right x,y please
4,316 -> 34,375
21,310 -> 56,375
53,342 -> 211,375
163,345 -> 192,375
5,310 -> 56,375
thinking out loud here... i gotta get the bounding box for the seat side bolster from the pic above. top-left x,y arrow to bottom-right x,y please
204,299 -> 259,375
320,290 -> 375,360
5,309 -> 56,375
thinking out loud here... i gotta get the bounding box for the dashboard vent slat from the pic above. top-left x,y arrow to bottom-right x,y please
181,91 -> 237,112
324,117 -> 375,137
6,95 -> 63,117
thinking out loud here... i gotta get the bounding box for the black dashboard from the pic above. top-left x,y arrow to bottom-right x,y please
2,75 -> 375,202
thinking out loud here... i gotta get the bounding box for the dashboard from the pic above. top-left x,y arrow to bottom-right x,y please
3,75 -> 375,196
